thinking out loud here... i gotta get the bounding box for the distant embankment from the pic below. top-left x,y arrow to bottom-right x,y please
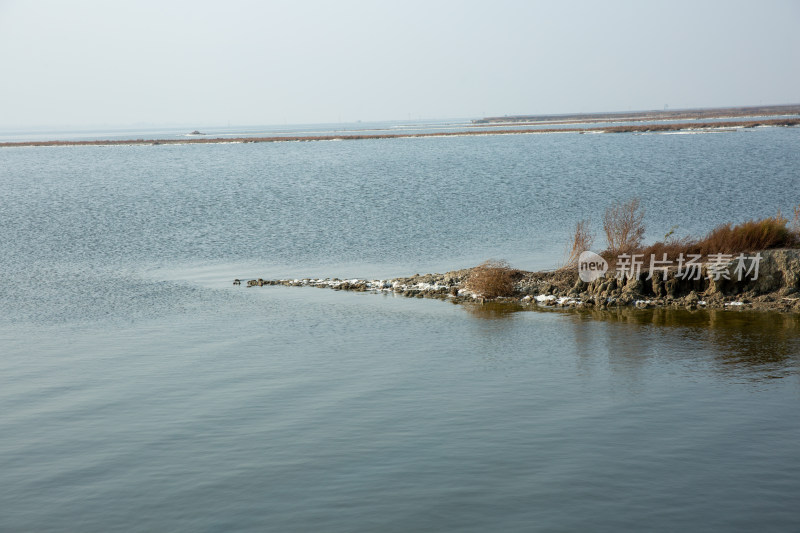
472,104 -> 800,124
2,117 -> 799,148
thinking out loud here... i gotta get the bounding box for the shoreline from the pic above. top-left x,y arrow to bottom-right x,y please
472,103 -> 800,124
241,249 -> 800,314
2,117 -> 799,148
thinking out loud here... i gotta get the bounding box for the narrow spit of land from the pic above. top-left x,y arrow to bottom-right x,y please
240,249 -> 800,314
2,117 -> 799,148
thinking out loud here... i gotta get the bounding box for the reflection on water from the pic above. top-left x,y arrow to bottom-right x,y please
596,308 -> 799,372
461,302 -> 800,382
462,301 -> 528,319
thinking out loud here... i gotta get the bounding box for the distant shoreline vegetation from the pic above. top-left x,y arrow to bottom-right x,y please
2,115 -> 799,148
471,104 -> 800,124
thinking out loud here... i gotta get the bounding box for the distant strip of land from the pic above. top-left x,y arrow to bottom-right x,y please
471,103 -> 800,125
2,117 -> 799,148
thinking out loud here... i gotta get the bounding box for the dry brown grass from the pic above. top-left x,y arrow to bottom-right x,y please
695,214 -> 797,255
639,237 -> 700,262
603,198 -> 646,255
466,260 -> 517,299
569,202 -> 800,272
620,212 -> 798,262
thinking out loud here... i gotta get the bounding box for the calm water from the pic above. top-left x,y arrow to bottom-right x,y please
1,126 -> 799,532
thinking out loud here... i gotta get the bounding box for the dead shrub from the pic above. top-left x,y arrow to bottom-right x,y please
466,260 -> 517,299
562,219 -> 594,270
603,197 -> 646,255
633,213 -> 798,265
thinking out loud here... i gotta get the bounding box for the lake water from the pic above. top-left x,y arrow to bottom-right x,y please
1,125 -> 799,532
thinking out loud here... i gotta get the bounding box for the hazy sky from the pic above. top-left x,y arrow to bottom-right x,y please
1,0 -> 798,128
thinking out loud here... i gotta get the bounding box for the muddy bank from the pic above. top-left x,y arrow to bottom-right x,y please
240,249 -> 800,313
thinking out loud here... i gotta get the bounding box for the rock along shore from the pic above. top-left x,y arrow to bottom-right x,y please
240,249 -> 800,313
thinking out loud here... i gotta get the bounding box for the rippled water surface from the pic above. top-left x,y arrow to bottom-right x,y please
1,126 -> 799,532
